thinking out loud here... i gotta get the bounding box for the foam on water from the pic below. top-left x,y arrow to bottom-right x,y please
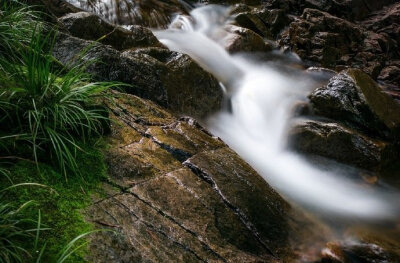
155,5 -> 397,219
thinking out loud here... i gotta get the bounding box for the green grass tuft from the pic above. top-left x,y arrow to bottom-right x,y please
0,26 -> 117,178
0,1 -> 41,62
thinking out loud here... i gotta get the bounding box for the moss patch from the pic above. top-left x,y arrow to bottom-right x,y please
0,140 -> 108,262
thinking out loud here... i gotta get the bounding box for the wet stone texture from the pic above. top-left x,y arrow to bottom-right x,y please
52,33 -> 222,119
85,91 -> 329,263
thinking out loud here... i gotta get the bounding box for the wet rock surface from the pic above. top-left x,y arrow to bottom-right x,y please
222,25 -> 273,53
52,33 -> 222,118
233,6 -> 290,40
29,1 -> 400,262
318,227 -> 400,263
277,1 -> 400,92
293,68 -> 400,179
288,119 -> 388,171
58,12 -> 164,50
85,91 -> 329,262
64,0 -> 190,28
309,69 -> 400,139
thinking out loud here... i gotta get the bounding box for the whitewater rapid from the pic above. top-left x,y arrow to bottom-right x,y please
155,5 -> 396,219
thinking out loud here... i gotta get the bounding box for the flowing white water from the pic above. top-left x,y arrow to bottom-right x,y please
155,5 -> 396,219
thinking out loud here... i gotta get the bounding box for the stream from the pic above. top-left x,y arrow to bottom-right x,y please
64,0 -> 400,260
154,5 -> 398,220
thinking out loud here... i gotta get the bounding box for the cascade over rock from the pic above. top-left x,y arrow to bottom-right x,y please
86,91 -> 329,262
25,1 -> 400,262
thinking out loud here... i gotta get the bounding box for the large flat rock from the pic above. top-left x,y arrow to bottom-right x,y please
85,91 -> 329,262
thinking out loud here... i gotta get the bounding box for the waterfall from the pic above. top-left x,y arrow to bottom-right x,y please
154,5 -> 397,219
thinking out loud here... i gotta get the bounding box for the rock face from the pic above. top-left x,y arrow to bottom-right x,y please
288,119 -> 389,170
278,2 -> 400,89
309,69 -> 400,138
64,0 -> 190,28
318,227 -> 400,263
222,25 -> 273,53
302,0 -> 398,21
58,12 -> 164,50
233,6 -> 290,40
52,33 -> 222,118
86,91 -> 328,262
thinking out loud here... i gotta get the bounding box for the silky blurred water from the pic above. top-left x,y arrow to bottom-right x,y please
155,5 -> 398,220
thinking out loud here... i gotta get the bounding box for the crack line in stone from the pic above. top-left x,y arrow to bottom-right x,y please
183,161 -> 278,259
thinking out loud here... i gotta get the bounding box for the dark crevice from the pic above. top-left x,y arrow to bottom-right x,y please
183,161 -> 278,259
152,139 -> 192,162
110,104 -> 193,162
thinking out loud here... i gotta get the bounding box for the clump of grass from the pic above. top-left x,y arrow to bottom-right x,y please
0,183 -> 49,263
0,26 -> 118,177
0,0 -> 40,61
0,200 -> 36,262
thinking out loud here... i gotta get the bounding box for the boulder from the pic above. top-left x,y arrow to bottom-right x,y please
361,2 -> 400,88
28,0 -> 81,17
281,8 -> 364,68
52,34 -> 222,118
288,119 -> 389,170
64,0 -> 190,28
309,69 -> 400,138
259,0 -> 397,20
318,227 -> 400,263
362,2 -> 400,47
303,0 -> 398,21
58,12 -> 164,50
85,90 -> 330,262
222,25 -> 273,53
378,64 -> 400,88
233,7 -> 290,40
280,8 -> 396,77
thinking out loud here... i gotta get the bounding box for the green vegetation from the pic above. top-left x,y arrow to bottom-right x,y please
1,143 -> 109,262
0,1 -> 117,262
0,194 -> 38,262
0,27 -> 116,178
0,0 -> 40,60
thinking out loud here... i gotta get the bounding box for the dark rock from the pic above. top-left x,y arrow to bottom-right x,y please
319,227 -> 400,263
58,12 -> 163,50
52,34 -> 222,118
261,0 -> 397,21
378,64 -> 400,87
303,0 -> 398,21
85,91 -> 330,262
28,0 -> 82,17
280,8 -> 397,78
183,147 -> 291,255
292,101 -> 312,117
282,8 -> 364,68
320,241 -> 391,263
234,7 -> 290,39
64,0 -> 190,28
362,3 -> 400,47
207,0 -> 263,5
309,69 -> 400,138
222,25 -> 273,53
288,119 -> 388,170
